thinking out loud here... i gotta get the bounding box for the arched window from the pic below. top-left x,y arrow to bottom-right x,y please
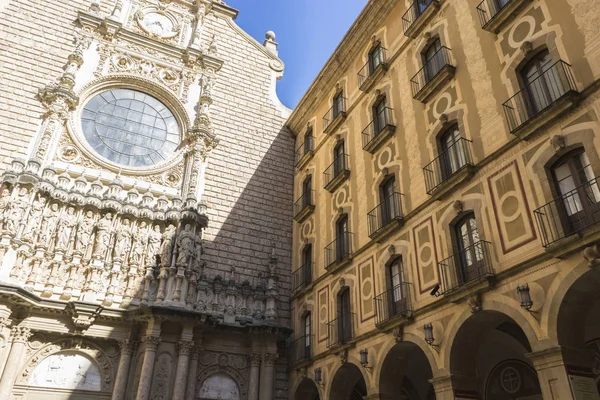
551,149 -> 600,232
303,312 -> 312,358
379,175 -> 398,224
304,128 -> 314,155
369,45 -> 385,74
333,91 -> 345,118
454,213 -> 484,283
438,124 -> 467,177
333,141 -> 346,176
422,38 -> 442,83
338,287 -> 352,343
520,49 -> 563,115
302,243 -> 313,283
373,96 -> 388,135
302,175 -> 313,208
388,257 -> 408,315
335,214 -> 349,262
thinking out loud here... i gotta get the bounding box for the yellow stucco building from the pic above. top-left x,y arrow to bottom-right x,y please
286,0 -> 600,399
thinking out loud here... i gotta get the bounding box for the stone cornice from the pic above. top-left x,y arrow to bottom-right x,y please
286,0 -> 400,134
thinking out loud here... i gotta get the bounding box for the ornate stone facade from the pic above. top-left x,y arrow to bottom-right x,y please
0,0 -> 293,399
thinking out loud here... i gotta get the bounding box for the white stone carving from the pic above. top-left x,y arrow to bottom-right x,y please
30,352 -> 102,391
198,373 -> 240,400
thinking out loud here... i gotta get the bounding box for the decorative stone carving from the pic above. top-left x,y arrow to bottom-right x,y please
453,200 -> 464,215
75,210 -> 97,255
551,135 -> 566,153
113,218 -> 133,261
176,224 -> 195,267
56,207 -> 77,251
21,196 -> 47,242
11,326 -> 32,343
38,202 -> 60,247
93,213 -> 113,259
160,224 -> 177,267
29,352 -> 102,391
583,244 -> 600,268
5,187 -> 30,236
392,326 -> 403,342
468,293 -> 482,313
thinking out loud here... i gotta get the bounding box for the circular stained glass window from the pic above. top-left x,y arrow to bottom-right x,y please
81,89 -> 180,167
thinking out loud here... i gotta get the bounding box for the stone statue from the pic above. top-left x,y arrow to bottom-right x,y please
176,224 -> 195,267
130,221 -> 149,265
21,196 -> 47,241
55,207 -> 77,251
0,187 -> 11,228
160,224 -> 176,267
92,213 -> 113,258
5,187 -> 29,235
75,210 -> 96,255
147,225 -> 162,261
39,202 -> 61,246
193,234 -> 204,272
113,218 -> 133,261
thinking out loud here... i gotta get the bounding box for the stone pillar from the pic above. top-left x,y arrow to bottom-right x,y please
172,340 -> 194,400
112,339 -> 137,400
185,347 -> 200,400
527,346 -> 586,400
135,336 -> 161,400
247,353 -> 261,400
429,374 -> 458,400
259,353 -> 278,400
0,326 -> 31,398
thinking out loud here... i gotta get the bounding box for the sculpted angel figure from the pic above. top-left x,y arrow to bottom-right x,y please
92,213 -> 113,258
75,210 -> 96,254
21,196 -> 47,241
146,225 -> 162,262
113,218 -> 133,261
130,221 -> 150,265
38,202 -> 60,246
159,224 -> 176,267
176,224 -> 195,267
55,207 -> 77,251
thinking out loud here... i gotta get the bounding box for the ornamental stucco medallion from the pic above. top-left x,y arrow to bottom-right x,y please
136,7 -> 180,39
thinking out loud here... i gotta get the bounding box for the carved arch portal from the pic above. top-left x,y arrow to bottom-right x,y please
196,365 -> 246,399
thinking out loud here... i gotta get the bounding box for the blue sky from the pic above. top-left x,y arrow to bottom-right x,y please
226,0 -> 368,109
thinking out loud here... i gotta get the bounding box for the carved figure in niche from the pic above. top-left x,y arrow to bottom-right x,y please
75,211 -> 96,255
92,213 -> 113,258
39,202 -> 61,246
193,234 -> 204,273
0,187 -> 11,230
160,224 -> 176,266
147,225 -> 162,262
21,196 -> 47,241
130,221 -> 149,265
56,207 -> 77,251
5,187 -> 29,235
113,218 -> 133,261
176,224 -> 195,268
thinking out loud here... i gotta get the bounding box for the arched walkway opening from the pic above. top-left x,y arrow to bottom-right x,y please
294,377 -> 320,400
450,310 -> 542,399
557,267 -> 600,393
379,342 -> 435,400
329,363 -> 367,400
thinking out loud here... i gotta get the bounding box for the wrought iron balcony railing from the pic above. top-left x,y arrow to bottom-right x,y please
323,154 -> 350,190
374,282 -> 413,326
534,177 -> 600,247
402,0 -> 438,36
367,192 -> 404,238
362,107 -> 395,151
289,334 -> 313,364
325,232 -> 353,268
503,60 -> 577,133
476,0 -> 514,28
292,262 -> 314,293
323,97 -> 347,133
410,46 -> 454,99
358,47 -> 388,89
423,138 -> 474,195
327,313 -> 356,348
294,190 -> 315,220
439,240 -> 494,294
295,135 -> 314,166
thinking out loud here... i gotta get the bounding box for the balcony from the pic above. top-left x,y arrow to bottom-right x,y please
423,138 -> 475,199
362,107 -> 396,154
411,47 -> 455,103
325,232 -> 353,272
289,334 -> 313,365
374,282 -> 413,327
476,0 -> 531,33
439,240 -> 495,297
367,192 -> 405,243
327,313 -> 356,348
323,98 -> 347,134
292,262 -> 314,294
534,177 -> 600,256
295,135 -> 314,169
323,154 -> 350,193
503,60 -> 578,140
294,190 -> 315,223
358,48 -> 389,92
402,0 -> 440,39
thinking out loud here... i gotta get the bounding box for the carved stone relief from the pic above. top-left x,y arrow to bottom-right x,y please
29,352 -> 102,391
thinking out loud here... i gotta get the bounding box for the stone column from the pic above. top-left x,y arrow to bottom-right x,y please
527,346 -> 585,400
0,326 -> 31,398
259,353 -> 278,400
429,374 -> 458,400
135,336 -> 161,400
112,339 -> 137,400
185,347 -> 200,400
247,353 -> 261,400
172,340 -> 194,400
